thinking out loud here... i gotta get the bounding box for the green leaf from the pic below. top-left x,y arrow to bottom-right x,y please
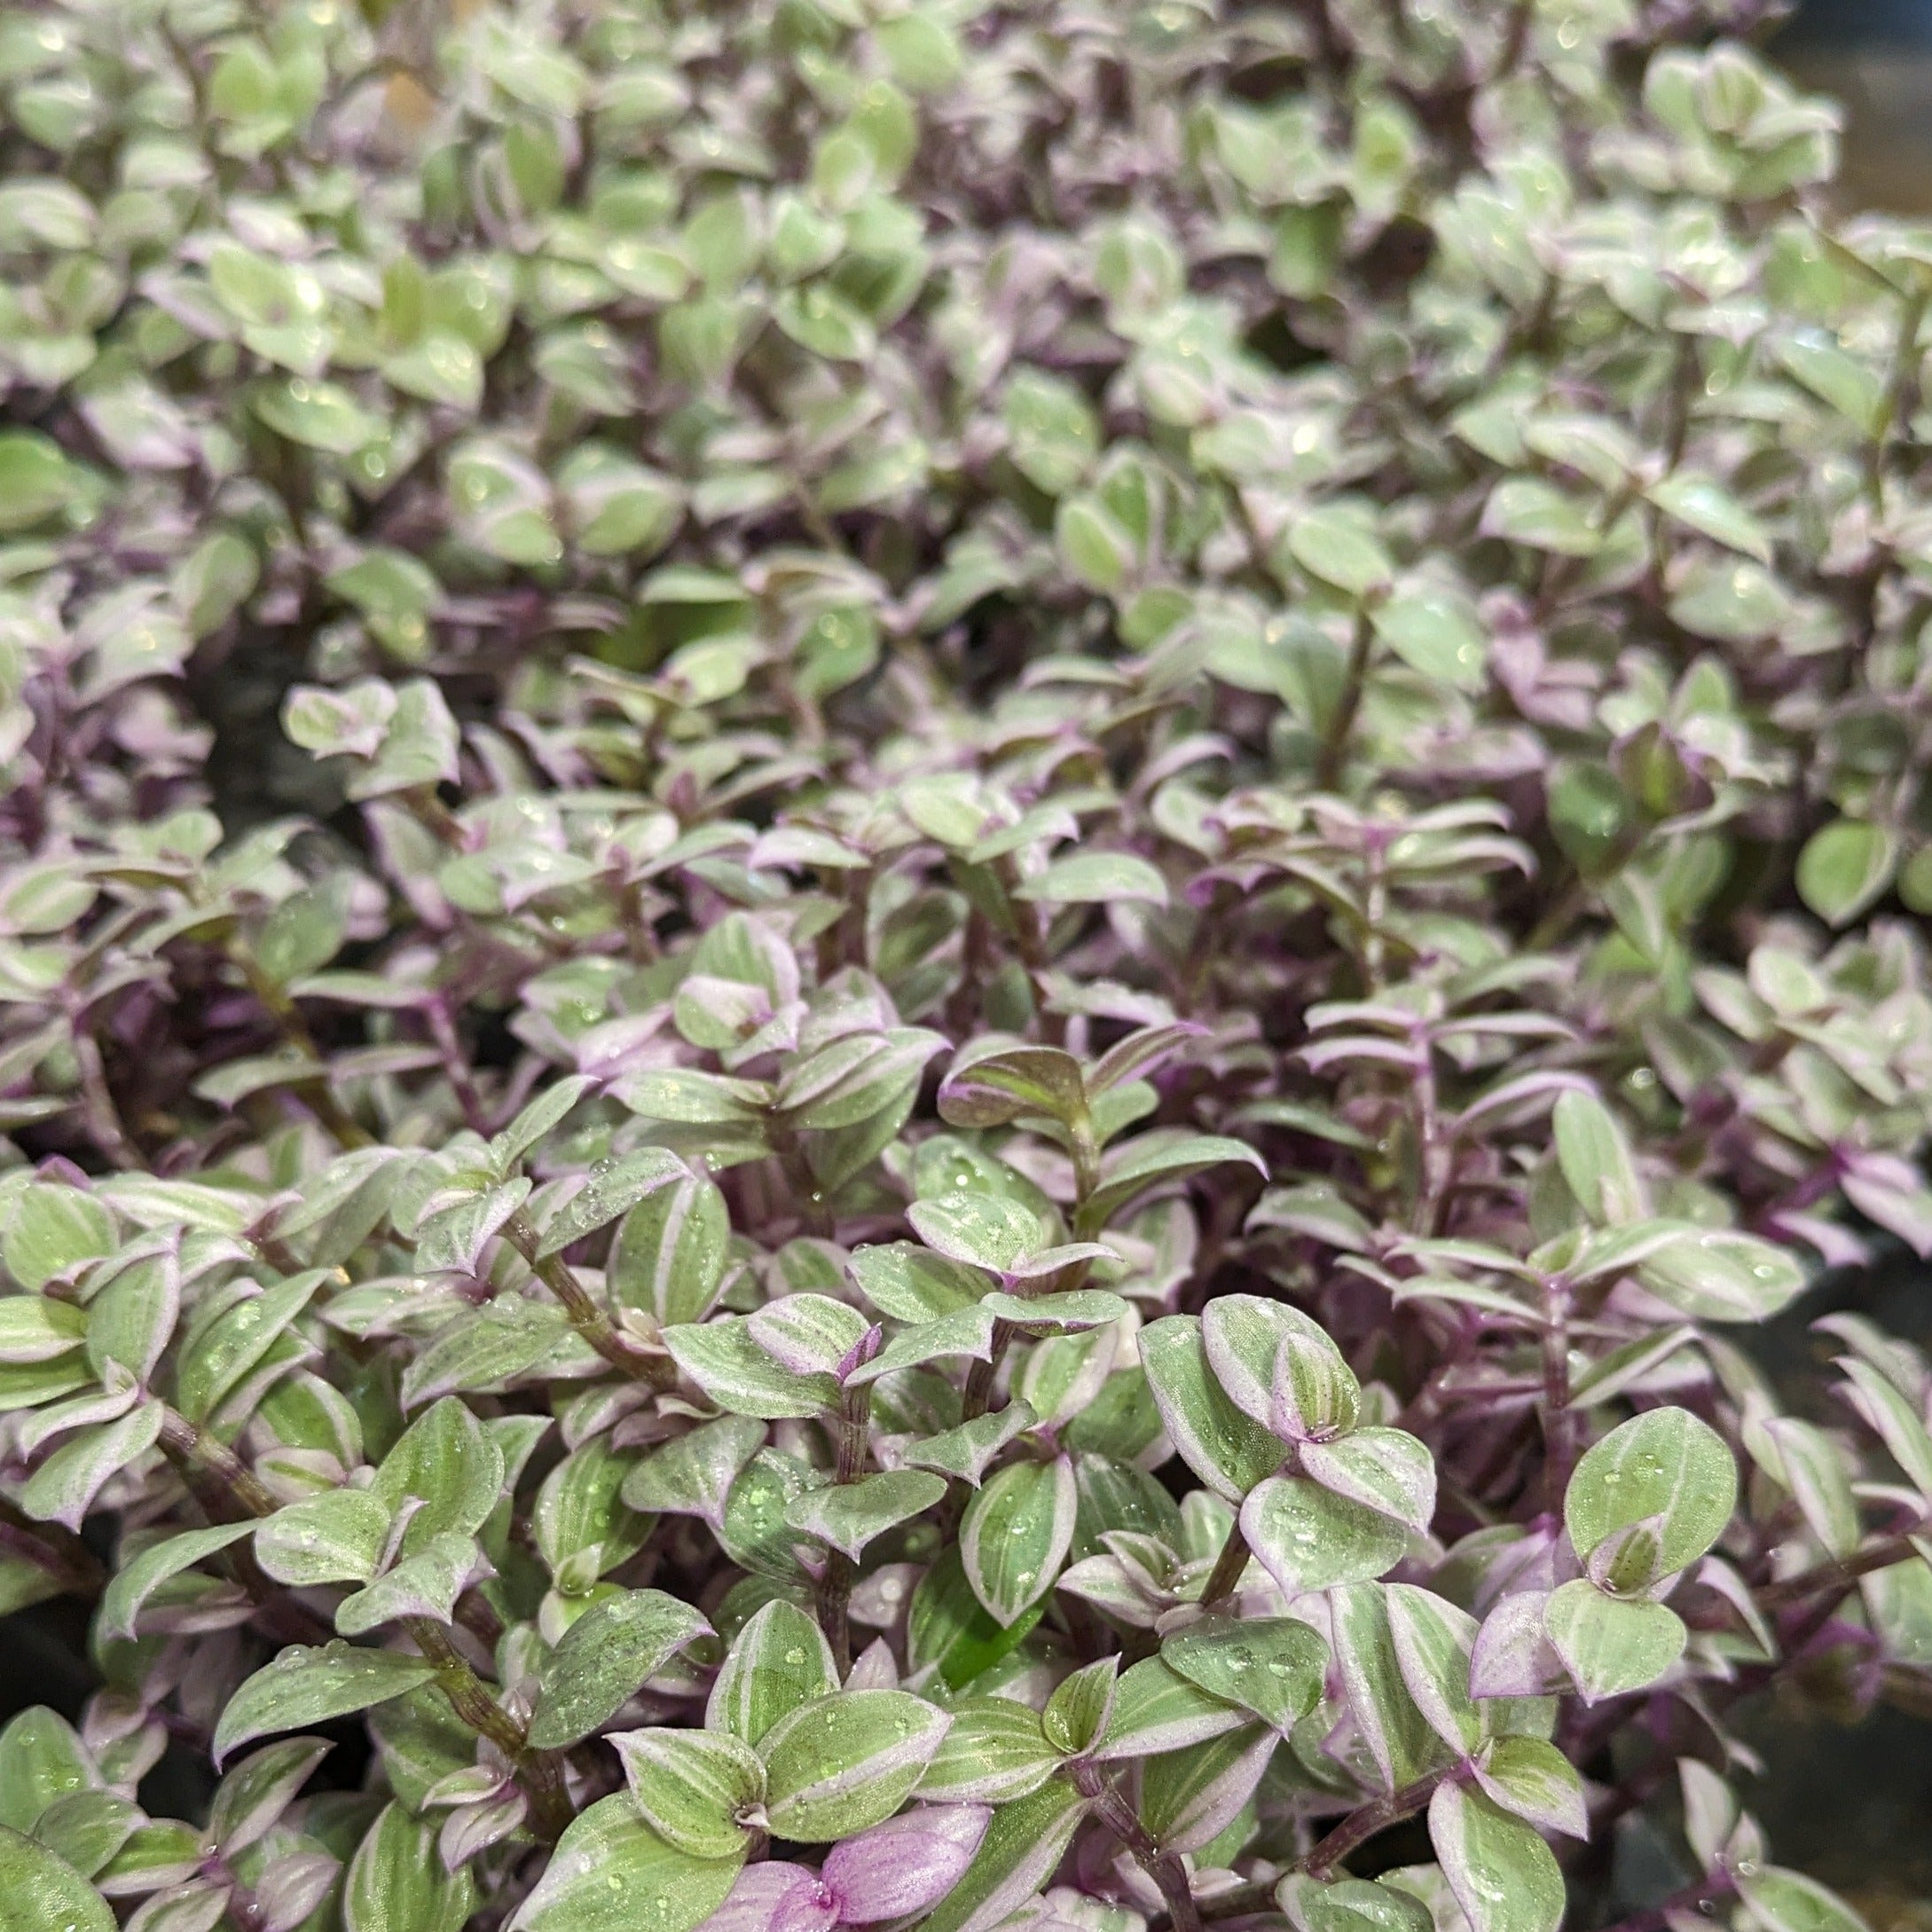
961,1456 -> 1078,1627
1329,1583 -> 1449,1790
1278,1875 -> 1435,1932
907,1193 -> 1042,1275
0,1708 -> 97,1834
1481,476 -> 1601,555
1565,1407 -> 1736,1578
611,1729 -> 760,1857
918,1775 -> 1088,1932
1473,1735 -> 1588,1839
529,1590 -> 712,1750
1796,821 -> 1897,927
1141,1315 -> 1284,1502
255,1488 -> 392,1589
1552,1090 -> 1645,1224
708,1599 -> 837,1747
664,1319 -> 839,1418
538,1150 -> 689,1257
847,1243 -> 986,1323
1371,589 -> 1487,689
1287,508 -> 1394,601
1384,1583 -> 1482,1754
0,1824 -> 112,1932
621,1416 -> 766,1528
173,1268 -> 327,1425
1138,1724 -> 1276,1854
1014,853 -> 1169,907
1645,472 -> 1773,563
509,1795 -> 741,1932
1427,1780 -> 1566,1932
786,1470 -> 946,1560
1090,1658 -> 1247,1760
1738,1867 -> 1874,1932
906,1402 -> 1040,1486
938,1045 -> 1087,1130
1042,1657 -> 1119,1756
917,1699 -> 1060,1802
213,1644 -> 442,1764
4,1187 -> 113,1291
0,434 -> 89,534
20,1402 -> 163,1531
251,376 -> 384,454
1543,1580 -> 1687,1701
1241,1476 -> 1410,1594
100,1521 -> 254,1640
746,1293 -> 869,1379
1056,496 -> 1135,593
1198,1292 -> 1351,1435
759,1690 -> 950,1841
337,1530 -> 478,1637
1300,1428 -> 1436,1535
1636,1225 -> 1806,1323
344,1802 -> 476,1932
1082,1133 -> 1266,1229
1161,1616 -> 1327,1732
372,1398 -> 507,1557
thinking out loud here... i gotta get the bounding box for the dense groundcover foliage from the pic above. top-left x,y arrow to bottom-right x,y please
9,0 -> 1932,1928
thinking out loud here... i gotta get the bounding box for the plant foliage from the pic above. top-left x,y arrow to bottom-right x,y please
0,1 -> 1928,1930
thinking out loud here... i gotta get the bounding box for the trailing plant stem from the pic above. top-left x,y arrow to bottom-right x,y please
1069,1761 -> 1201,1932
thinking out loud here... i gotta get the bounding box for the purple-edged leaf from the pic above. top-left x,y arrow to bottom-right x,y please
665,1319 -> 840,1418
1300,1428 -> 1436,1535
1140,1315 -> 1282,1503
1329,1583 -> 1452,1791
534,1148 -> 688,1257
622,1416 -> 767,1527
508,1792 -> 742,1932
1241,1477 -> 1408,1596
609,1161 -> 731,1327
529,1590 -> 713,1749
1086,1022 -> 1207,1096
708,1600 -> 839,1747
1384,1583 -> 1482,1754
1083,1132 -> 1266,1229
916,1776 -> 1088,1932
907,1194 -> 1042,1275
611,1728 -> 762,1857
843,1306 -> 997,1385
212,1645 -> 442,1765
938,1045 -> 1086,1129
903,1401 -> 1038,1487
1543,1580 -> 1685,1703
848,1244 -> 986,1322
1473,1736 -> 1587,1839
822,1804 -> 992,1921
759,1690 -> 951,1841
1042,1658 -> 1119,1757
917,1699 -> 1060,1802
1278,1874 -> 1435,1932
961,1455 -> 1077,1627
1139,1723 -> 1276,1853
1469,1592 -> 1565,1700
1201,1292 -> 1350,1434
20,1400 -> 162,1531
747,1294 -> 870,1378
1161,1616 -> 1327,1732
979,1289 -> 1127,1334
1089,1658 -> 1247,1761
1428,1780 -> 1565,1932
694,1864 -> 835,1932
786,1471 -> 947,1560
